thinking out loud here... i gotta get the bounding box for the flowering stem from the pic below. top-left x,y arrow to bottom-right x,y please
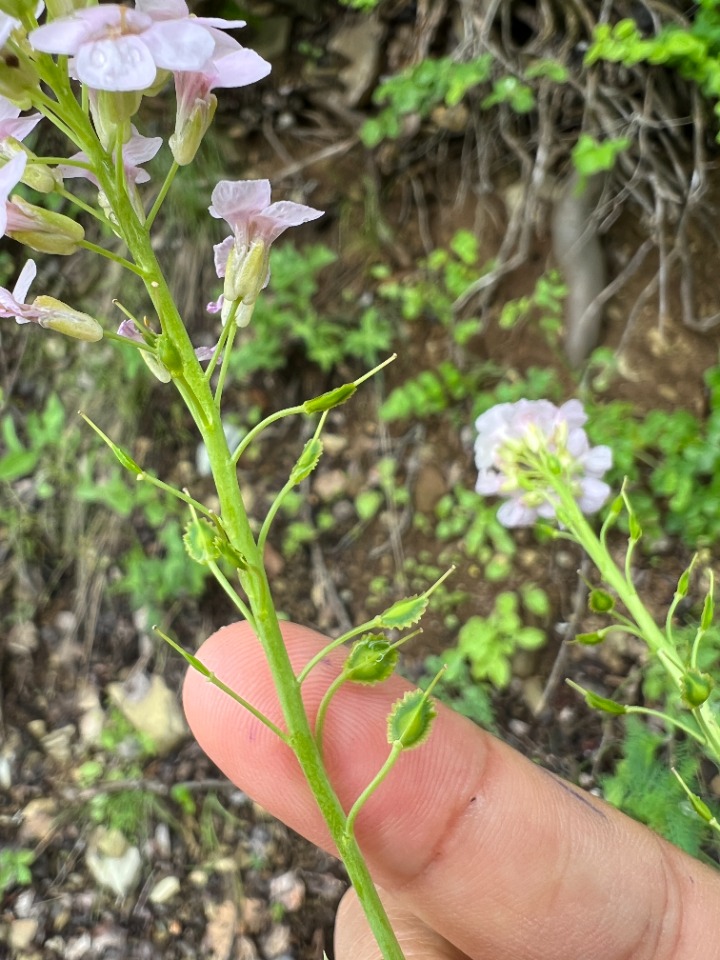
91,152 -> 406,960
547,475 -> 720,763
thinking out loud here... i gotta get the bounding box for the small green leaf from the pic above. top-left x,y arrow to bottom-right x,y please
378,594 -> 428,629
387,689 -> 436,748
575,631 -> 604,646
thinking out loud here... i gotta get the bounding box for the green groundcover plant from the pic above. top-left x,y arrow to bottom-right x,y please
2,4 -> 720,958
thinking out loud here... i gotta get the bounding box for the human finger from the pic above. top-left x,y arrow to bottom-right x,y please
335,887 -> 469,960
183,621 -> 720,960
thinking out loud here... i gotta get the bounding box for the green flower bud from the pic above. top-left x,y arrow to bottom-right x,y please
9,197 -> 84,255
387,689 -> 436,749
169,93 -> 217,167
681,670 -> 713,708
574,631 -> 604,646
344,636 -> 397,684
33,297 -> 103,341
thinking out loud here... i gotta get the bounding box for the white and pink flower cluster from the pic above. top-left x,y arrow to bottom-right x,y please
474,399 -> 612,527
0,2 -> 324,345
28,1 -> 270,94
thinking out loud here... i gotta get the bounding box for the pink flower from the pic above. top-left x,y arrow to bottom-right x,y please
0,259 -> 42,324
59,126 -> 162,186
474,399 -> 612,527
169,37 -> 270,165
29,5 -> 215,92
208,179 -> 323,310
0,258 -> 103,340
0,95 -> 41,143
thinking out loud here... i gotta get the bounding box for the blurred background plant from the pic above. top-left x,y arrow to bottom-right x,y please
4,0 -> 720,954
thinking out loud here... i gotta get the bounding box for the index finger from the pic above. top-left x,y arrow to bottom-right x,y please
183,621 -> 720,960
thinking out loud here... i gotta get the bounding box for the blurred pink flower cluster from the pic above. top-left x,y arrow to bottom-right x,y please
474,399 -> 612,527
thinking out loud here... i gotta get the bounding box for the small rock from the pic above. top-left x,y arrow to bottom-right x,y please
64,933 -> 93,960
148,876 -> 181,905
9,918 -> 38,951
269,871 -> 305,912
203,899 -> 237,960
19,798 -> 56,842
76,683 -> 105,748
41,725 -> 75,764
413,464 -> 447,513
7,622 -> 39,656
26,719 -> 47,740
327,18 -> 384,107
86,828 -> 142,897
107,673 -> 187,755
14,889 -> 35,918
240,898 -> 267,935
313,469 -> 347,502
235,935 -> 260,960
260,924 -> 291,959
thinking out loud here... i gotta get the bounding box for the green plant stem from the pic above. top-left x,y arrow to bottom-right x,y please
345,742 -> 403,839
86,138 -> 406,960
315,672 -> 348,753
146,160 -> 179,230
78,239 -> 145,276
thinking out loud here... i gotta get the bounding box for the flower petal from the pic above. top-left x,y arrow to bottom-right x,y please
142,20 -> 214,72
209,178 -> 271,222
75,36 -> 157,91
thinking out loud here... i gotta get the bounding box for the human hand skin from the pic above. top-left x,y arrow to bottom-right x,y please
183,622 -> 720,960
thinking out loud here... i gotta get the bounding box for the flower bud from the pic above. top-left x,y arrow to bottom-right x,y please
9,196 -> 84,254
91,90 -> 140,150
0,141 -> 61,194
169,92 -> 217,167
681,670 -> 713,708
33,296 -> 103,341
0,52 -> 38,111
